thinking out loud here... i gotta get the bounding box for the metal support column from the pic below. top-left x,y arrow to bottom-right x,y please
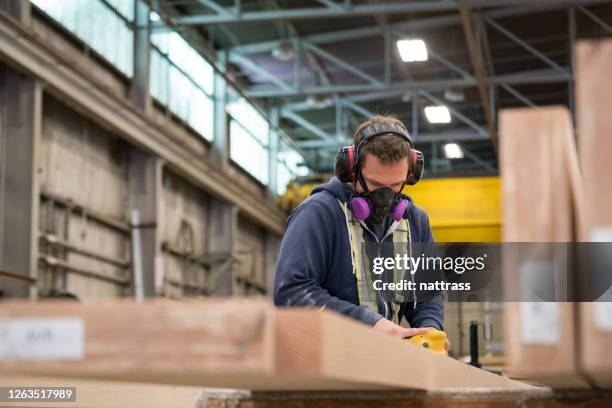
206,200 -> 237,295
268,108 -> 279,195
0,66 -> 42,298
212,52 -> 229,167
130,0 -> 151,112
0,0 -> 30,24
128,149 -> 162,297
264,231 -> 281,295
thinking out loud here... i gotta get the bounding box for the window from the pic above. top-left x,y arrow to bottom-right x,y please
149,17 -> 215,141
31,0 -> 134,77
228,98 -> 270,185
276,139 -> 308,195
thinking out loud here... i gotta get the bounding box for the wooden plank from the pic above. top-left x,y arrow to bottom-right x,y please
576,39 -> 612,389
0,299 -> 533,391
500,106 -> 589,388
0,374 -> 206,408
202,388 -> 612,408
0,299 -> 275,388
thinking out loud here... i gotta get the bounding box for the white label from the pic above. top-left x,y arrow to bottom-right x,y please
590,227 -> 612,242
0,318 -> 84,360
590,227 -> 612,331
519,261 -> 556,301
521,302 -> 561,344
594,303 -> 612,332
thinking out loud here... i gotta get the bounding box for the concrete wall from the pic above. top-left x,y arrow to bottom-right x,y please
234,215 -> 266,295
31,94 -> 281,300
38,95 -> 129,299
160,170 -> 209,298
0,4 -> 285,300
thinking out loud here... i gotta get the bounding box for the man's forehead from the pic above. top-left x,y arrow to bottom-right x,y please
365,175 -> 405,185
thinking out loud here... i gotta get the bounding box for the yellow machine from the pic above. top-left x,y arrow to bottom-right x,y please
408,330 -> 448,356
277,173 -> 330,213
279,175 -> 502,243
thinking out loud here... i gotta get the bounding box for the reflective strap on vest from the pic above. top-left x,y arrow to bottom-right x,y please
336,198 -> 412,324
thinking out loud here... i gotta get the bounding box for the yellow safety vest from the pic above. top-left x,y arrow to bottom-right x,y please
336,198 -> 415,324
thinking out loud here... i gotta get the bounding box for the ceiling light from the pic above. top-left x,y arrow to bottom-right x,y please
306,95 -> 331,109
444,88 -> 465,103
396,39 -> 428,62
424,105 -> 451,124
443,143 -> 464,159
272,40 -> 294,61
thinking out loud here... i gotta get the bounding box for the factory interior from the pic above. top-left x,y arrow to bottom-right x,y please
0,0 -> 611,406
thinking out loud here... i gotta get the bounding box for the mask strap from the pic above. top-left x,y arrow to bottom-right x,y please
357,169 -> 369,193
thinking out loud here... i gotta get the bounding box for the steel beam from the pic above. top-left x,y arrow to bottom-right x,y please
342,99 -> 374,119
482,15 -> 570,77
501,83 -> 536,107
420,91 -> 488,136
166,0 -> 605,26
296,128 -> 490,148
195,0 -> 234,16
169,2 -> 475,26
576,4 -> 612,34
281,110 -> 332,140
247,68 -> 569,97
226,1 -> 606,55
229,52 -> 294,92
463,147 -> 496,172
457,0 -> 497,150
303,41 -> 382,86
316,0 -> 346,11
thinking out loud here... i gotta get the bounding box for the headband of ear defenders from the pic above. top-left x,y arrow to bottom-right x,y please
334,122 -> 424,185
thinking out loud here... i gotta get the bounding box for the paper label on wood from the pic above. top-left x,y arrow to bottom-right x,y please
520,302 -> 560,344
0,318 -> 84,360
594,303 -> 612,332
590,227 -> 612,243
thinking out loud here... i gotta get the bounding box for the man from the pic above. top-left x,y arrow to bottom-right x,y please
274,115 -> 447,346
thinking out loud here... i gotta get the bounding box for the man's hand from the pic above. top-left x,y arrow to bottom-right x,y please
372,318 -> 433,338
373,320 -> 452,352
424,326 -> 452,351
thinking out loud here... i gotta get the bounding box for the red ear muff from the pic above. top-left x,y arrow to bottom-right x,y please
334,146 -> 357,182
406,149 -> 424,185
407,150 -> 417,176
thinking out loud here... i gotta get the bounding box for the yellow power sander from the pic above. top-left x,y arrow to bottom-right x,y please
407,330 -> 448,356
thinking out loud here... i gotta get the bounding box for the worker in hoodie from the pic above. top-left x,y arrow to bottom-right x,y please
274,115 -> 448,349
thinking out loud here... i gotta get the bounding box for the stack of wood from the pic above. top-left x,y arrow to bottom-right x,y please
499,38 -> 612,388
0,298 -> 531,393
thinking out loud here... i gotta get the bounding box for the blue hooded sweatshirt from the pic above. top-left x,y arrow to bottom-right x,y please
273,176 -> 444,329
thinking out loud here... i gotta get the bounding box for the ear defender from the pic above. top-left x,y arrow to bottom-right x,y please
334,124 -> 425,185
406,150 -> 424,185
334,146 -> 357,182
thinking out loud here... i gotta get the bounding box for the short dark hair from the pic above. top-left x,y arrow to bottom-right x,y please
353,115 -> 411,165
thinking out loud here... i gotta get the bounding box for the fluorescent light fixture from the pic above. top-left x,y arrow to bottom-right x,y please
444,88 -> 465,103
396,39 -> 428,62
424,105 -> 451,124
443,143 -> 464,159
272,40 -> 295,61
